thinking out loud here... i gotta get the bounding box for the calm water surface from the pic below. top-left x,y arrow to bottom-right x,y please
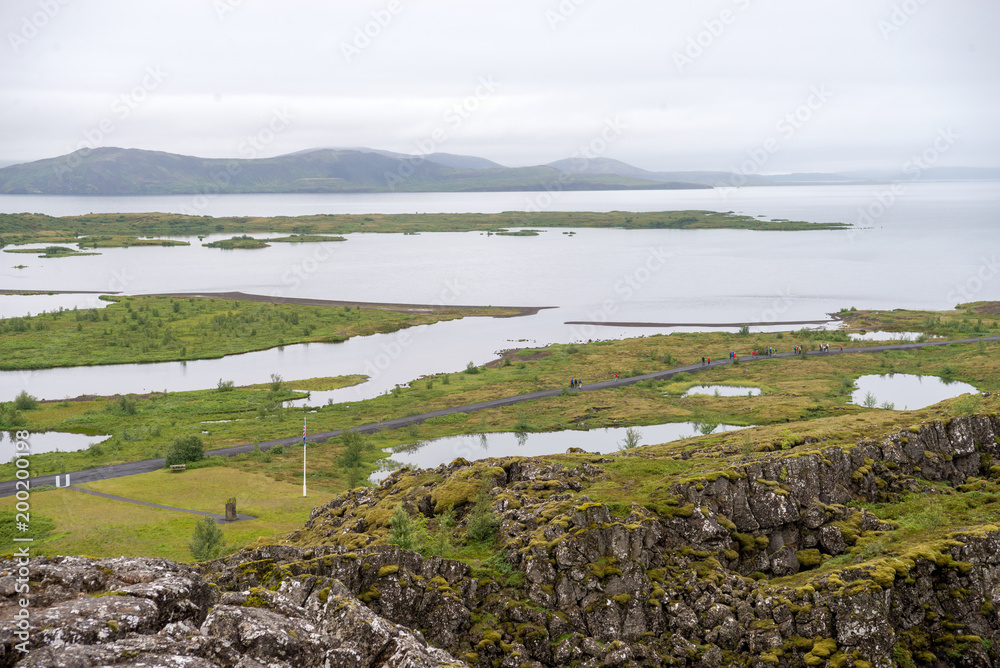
370,421 -> 748,483
0,431 -> 110,462
1,182 -> 997,401
851,374 -> 977,410
683,385 -> 762,397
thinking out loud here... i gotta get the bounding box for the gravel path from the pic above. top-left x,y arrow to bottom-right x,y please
64,486 -> 256,523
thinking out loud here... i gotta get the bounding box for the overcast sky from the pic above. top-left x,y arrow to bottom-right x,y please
1,0 -> 997,173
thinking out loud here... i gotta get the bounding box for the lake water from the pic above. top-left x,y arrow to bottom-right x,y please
370,420 -> 748,483
0,430 -> 110,462
683,385 -> 762,397
848,331 -> 924,342
851,374 -> 977,410
1,182 -> 998,401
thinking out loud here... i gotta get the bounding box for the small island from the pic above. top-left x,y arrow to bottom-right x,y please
203,235 -> 270,250
269,234 -> 347,244
3,245 -> 100,258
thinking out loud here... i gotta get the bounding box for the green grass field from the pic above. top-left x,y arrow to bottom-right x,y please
0,294 -> 520,370
1,303 -> 997,563
3,305 -> 997,485
0,468 -> 324,561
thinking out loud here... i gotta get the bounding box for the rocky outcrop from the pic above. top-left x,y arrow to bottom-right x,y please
286,414 -> 1000,667
2,415 -> 999,667
0,555 -> 468,667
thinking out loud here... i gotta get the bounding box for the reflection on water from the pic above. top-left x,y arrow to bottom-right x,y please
683,385 -> 761,397
1,431 -> 110,462
1,181 -> 997,405
370,420 -> 749,483
848,331 -> 923,342
851,374 -> 977,410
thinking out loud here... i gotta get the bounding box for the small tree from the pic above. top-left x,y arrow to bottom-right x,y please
189,516 -> 226,561
618,427 -> 641,452
387,504 -> 420,550
467,479 -> 501,544
165,435 -> 205,466
269,373 -> 284,392
863,391 -> 878,408
114,394 -> 137,416
337,429 -> 368,488
13,391 -> 38,411
696,421 -> 719,436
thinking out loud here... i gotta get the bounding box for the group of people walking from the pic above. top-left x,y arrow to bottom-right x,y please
588,342 -> 851,382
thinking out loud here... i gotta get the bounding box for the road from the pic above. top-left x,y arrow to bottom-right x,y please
2,334 -> 995,497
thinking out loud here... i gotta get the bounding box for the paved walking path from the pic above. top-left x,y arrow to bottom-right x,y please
2,334 -> 995,497
65,486 -> 257,523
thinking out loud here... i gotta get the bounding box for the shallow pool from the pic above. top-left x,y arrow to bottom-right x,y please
370,420 -> 749,483
683,385 -> 761,397
851,374 -> 977,410
848,331 -> 924,342
1,430 -> 110,462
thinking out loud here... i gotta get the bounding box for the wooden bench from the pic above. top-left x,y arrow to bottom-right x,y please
169,464 -> 186,472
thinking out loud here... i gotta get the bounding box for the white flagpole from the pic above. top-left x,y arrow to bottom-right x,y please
302,416 -> 307,497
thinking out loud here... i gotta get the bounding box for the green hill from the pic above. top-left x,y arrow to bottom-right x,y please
0,147 -> 711,195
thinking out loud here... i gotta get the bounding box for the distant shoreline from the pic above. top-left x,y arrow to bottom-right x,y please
565,315 -> 842,328
142,291 -> 551,318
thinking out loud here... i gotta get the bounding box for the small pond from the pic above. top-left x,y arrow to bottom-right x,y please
370,421 -> 749,483
1,431 -> 110,462
683,385 -> 761,397
851,374 -> 977,410
848,331 -> 924,342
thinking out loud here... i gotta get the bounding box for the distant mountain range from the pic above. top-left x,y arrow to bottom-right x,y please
0,148 -> 706,196
0,147 -> 996,196
547,157 -> 1000,186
